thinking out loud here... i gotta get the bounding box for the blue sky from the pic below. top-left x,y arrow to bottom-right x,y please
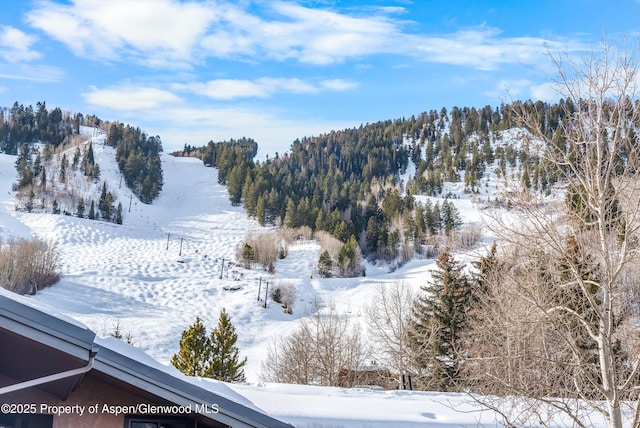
1,0 -> 639,157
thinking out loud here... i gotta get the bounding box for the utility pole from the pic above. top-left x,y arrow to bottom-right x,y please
263,281 -> 269,308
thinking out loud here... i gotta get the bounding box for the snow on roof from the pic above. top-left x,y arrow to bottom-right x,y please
230,382 -> 496,428
94,335 -> 258,409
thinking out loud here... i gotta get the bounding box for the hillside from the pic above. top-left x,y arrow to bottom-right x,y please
0,138 -> 508,421
1,92 -> 637,426
3,118 -> 635,426
3,144 -> 611,427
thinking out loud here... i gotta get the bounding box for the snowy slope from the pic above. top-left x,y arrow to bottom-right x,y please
0,142 -> 600,427
0,146 -> 441,378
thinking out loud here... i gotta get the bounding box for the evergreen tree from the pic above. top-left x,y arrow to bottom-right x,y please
338,235 -> 361,277
241,243 -> 254,268
76,197 -> 85,218
98,181 -> 114,220
440,200 -> 462,236
26,190 -> 34,212
171,316 -> 212,377
470,241 -> 501,296
410,251 -> 472,391
115,202 -> 123,225
256,196 -> 266,226
40,167 -> 46,189
207,309 -> 247,383
317,250 -> 333,277
88,200 -> 96,220
72,146 -> 81,170
33,152 -> 42,177
59,153 -> 67,183
284,197 -> 297,228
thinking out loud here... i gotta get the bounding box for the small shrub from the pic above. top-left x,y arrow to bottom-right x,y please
0,237 -> 60,295
271,282 -> 296,314
457,223 -> 482,249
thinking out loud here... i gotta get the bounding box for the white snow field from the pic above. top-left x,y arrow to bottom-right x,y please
0,142 -> 608,427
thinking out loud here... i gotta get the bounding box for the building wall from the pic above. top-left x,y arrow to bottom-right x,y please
0,373 -> 163,428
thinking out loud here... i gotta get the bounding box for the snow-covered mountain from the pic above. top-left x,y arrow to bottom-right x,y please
0,140 -> 600,427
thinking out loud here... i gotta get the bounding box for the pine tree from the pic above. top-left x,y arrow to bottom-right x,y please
40,167 -> 46,189
207,309 -> 247,383
171,316 -> 211,377
76,197 -> 85,218
338,235 -> 360,277
471,241 -> 501,296
88,200 -> 96,220
72,146 -> 81,170
410,250 -> 472,391
256,196 -> 266,226
115,202 -> 123,224
440,200 -> 462,236
98,181 -> 114,220
59,153 -> 67,183
83,142 -> 95,177
284,197 -> 297,228
317,250 -> 333,277
241,243 -> 254,268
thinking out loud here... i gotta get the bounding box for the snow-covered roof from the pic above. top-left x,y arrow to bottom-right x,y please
0,290 -> 292,428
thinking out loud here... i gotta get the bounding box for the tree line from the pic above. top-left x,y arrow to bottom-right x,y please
3,102 -> 164,223
262,45 -> 640,428
107,122 -> 164,204
180,98 -> 577,265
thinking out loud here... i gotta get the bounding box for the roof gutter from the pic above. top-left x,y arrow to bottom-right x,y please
0,347 -> 97,396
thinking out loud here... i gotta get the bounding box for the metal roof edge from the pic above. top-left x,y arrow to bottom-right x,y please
93,345 -> 293,428
0,293 -> 293,428
0,293 -> 95,359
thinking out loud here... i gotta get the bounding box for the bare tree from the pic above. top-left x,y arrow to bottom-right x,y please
364,281 -> 415,389
464,41 -> 640,428
0,237 -> 60,295
261,303 -> 367,386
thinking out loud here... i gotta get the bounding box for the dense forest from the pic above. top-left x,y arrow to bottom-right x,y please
1,101 -> 164,223
178,100 -> 573,264
107,122 -> 164,204
0,101 -> 86,153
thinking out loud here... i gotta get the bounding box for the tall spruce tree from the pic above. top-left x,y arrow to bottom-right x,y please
171,316 -> 211,377
208,309 -> 247,383
470,241 -> 501,296
76,197 -> 85,218
410,250 -> 472,391
88,200 -> 96,220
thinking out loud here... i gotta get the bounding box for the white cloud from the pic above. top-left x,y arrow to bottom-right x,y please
185,79 -> 272,100
79,81 -> 356,156
0,26 -> 41,63
27,0 -> 216,67
499,79 -> 532,98
0,63 -> 64,82
412,28 -> 580,71
198,2 -> 400,65
321,79 -> 358,91
26,1 -> 585,71
259,2 -> 402,65
154,106 -> 356,157
180,77 -> 356,100
531,82 -> 560,102
83,85 -> 183,111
